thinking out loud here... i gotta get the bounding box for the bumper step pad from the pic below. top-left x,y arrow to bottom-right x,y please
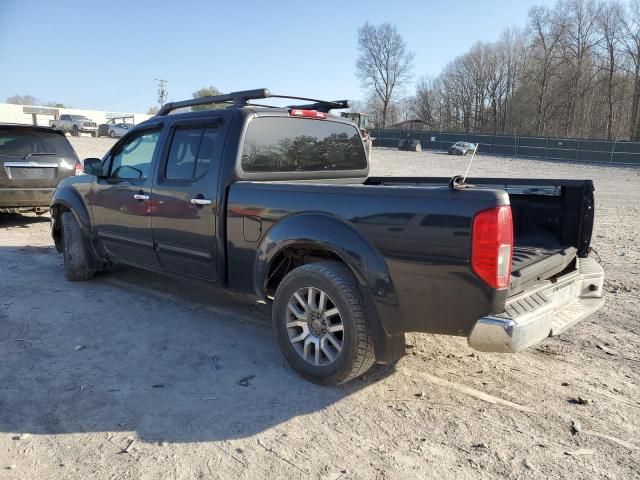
468,258 -> 605,353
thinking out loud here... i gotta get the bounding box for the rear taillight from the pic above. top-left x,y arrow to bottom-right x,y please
75,160 -> 83,175
471,206 -> 513,289
289,109 -> 327,119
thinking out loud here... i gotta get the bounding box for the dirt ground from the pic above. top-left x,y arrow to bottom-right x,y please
1,139 -> 639,480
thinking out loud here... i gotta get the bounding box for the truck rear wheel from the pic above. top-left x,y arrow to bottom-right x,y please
272,261 -> 375,385
61,212 -> 95,281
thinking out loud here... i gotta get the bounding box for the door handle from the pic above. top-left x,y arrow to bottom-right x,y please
133,193 -> 149,201
191,198 -> 212,205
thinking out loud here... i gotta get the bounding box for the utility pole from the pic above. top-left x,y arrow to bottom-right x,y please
155,78 -> 168,106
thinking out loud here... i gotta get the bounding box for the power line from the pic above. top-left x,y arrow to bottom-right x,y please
155,78 -> 168,106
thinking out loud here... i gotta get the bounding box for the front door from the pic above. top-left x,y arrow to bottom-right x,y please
91,126 -> 163,266
151,119 -> 224,280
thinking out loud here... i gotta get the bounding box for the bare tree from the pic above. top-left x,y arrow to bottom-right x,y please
356,22 -> 414,128
411,76 -> 439,127
6,94 -> 38,105
596,1 -> 624,139
363,1 -> 640,140
557,0 -> 601,136
622,0 -> 640,139
498,28 -> 528,133
527,6 -> 567,135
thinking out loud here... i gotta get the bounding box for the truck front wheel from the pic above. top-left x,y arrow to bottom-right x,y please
72,126 -> 79,137
61,212 -> 95,281
272,261 -> 375,385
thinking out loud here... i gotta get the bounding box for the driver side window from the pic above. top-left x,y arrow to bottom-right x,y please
110,130 -> 160,179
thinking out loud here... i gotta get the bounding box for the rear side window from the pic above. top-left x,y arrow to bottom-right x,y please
0,129 -> 76,157
241,117 -> 366,172
165,127 -> 219,180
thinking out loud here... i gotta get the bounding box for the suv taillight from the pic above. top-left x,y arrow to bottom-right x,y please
471,206 -> 513,289
289,109 -> 327,119
75,160 -> 83,175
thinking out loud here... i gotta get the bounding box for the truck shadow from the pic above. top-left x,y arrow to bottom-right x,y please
0,245 -> 395,444
0,212 -> 50,228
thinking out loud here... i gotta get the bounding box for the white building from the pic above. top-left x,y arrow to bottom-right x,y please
0,103 -> 153,127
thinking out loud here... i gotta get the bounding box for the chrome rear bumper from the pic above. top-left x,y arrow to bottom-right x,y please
468,257 -> 605,353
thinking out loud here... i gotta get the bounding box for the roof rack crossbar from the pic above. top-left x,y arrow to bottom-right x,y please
156,88 -> 271,116
269,94 -> 350,113
155,89 -> 350,115
286,101 -> 350,113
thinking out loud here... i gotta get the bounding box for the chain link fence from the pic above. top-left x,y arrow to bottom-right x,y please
369,129 -> 640,165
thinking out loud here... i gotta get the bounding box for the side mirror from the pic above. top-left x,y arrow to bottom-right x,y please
83,158 -> 104,176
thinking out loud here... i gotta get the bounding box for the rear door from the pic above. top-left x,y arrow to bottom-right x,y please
90,125 -> 164,266
0,127 -> 77,192
151,117 -> 226,280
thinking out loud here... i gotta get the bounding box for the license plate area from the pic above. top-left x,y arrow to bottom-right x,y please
6,167 -> 57,180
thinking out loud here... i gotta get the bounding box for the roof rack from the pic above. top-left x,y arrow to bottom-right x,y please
156,88 -> 350,116
156,88 -> 270,116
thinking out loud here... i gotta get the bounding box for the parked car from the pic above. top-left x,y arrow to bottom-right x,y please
97,123 -> 111,137
398,138 -> 422,152
107,123 -> 133,138
0,124 -> 80,214
448,141 -> 477,155
50,88 -> 605,385
49,114 -> 98,137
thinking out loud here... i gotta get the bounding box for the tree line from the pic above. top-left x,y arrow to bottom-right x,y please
5,94 -> 67,108
356,0 -> 640,141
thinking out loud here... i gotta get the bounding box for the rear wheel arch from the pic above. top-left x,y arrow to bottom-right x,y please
254,212 -> 406,363
254,213 -> 391,299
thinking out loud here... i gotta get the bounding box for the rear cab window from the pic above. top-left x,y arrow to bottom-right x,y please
241,117 -> 366,174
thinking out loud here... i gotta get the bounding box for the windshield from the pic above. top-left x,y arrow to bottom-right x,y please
70,115 -> 89,121
0,129 -> 77,157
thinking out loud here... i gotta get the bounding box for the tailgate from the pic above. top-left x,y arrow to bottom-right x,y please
0,156 -> 72,188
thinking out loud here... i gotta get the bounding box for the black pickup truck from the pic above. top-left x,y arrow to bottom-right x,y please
50,89 -> 605,385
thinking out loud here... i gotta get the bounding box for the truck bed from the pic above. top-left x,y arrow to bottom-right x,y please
365,176 -> 595,297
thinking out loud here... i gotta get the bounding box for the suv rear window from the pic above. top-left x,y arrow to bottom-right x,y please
241,117 -> 366,172
0,129 -> 76,157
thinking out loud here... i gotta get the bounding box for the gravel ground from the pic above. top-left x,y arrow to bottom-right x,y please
0,138 -> 638,480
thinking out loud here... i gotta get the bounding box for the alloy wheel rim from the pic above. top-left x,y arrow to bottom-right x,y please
285,286 -> 344,366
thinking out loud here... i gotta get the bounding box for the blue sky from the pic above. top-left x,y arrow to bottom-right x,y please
0,0 -> 556,113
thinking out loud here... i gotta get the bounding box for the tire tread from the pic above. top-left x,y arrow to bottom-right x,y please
61,211 -> 95,281
275,261 -> 375,384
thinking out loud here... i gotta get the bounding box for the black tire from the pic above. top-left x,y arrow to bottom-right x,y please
272,261 -> 375,385
61,211 -> 95,281
91,131 -> 96,137
109,130 -> 115,138
72,126 -> 79,137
